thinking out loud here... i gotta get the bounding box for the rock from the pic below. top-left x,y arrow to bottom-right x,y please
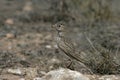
25,67 -> 38,79
23,1 -> 33,12
7,67 -> 38,79
39,68 -> 90,80
0,74 -> 22,80
48,58 -> 61,64
7,68 -> 22,75
45,45 -> 52,49
6,33 -> 15,39
19,78 -> 25,80
33,77 -> 43,80
99,75 -> 119,80
5,18 -> 14,25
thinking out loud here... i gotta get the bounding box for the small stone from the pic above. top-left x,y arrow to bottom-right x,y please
6,33 -> 15,39
46,45 -> 52,49
7,68 -> 22,75
19,78 -> 25,80
5,18 -> 14,25
53,44 -> 58,48
33,77 -> 43,80
99,75 -> 119,80
23,2 -> 33,12
48,58 -> 61,64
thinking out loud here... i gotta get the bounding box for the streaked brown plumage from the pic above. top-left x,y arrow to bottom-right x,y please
52,23 -> 93,74
52,23 -> 75,58
52,23 -> 88,63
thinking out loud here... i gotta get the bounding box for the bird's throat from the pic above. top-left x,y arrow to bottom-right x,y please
58,31 -> 64,37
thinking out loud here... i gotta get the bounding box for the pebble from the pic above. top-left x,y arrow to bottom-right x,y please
6,33 -> 15,39
5,18 -> 14,25
7,68 -> 22,75
23,2 -> 33,12
45,45 -> 52,49
33,77 -> 43,80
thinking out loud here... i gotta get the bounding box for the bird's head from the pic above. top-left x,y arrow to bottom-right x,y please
52,23 -> 65,32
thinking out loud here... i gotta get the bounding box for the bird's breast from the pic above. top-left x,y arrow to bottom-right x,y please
56,37 -> 61,43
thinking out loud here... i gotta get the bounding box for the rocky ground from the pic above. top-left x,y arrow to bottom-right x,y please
0,0 -> 120,80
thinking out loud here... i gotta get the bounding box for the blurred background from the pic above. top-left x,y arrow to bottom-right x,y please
0,0 -> 120,78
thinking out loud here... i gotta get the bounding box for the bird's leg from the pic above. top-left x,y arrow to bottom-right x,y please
66,59 -> 75,70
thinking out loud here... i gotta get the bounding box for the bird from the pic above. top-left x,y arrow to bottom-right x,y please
52,23 -> 93,74
52,23 -> 90,64
52,23 -> 76,59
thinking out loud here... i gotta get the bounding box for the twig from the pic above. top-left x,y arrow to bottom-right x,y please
84,33 -> 99,53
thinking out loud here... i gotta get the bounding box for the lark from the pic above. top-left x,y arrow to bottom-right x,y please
52,23 -> 93,74
52,23 -> 75,58
52,23 -> 90,63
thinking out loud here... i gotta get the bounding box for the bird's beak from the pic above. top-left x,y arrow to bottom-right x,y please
51,24 -> 56,28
